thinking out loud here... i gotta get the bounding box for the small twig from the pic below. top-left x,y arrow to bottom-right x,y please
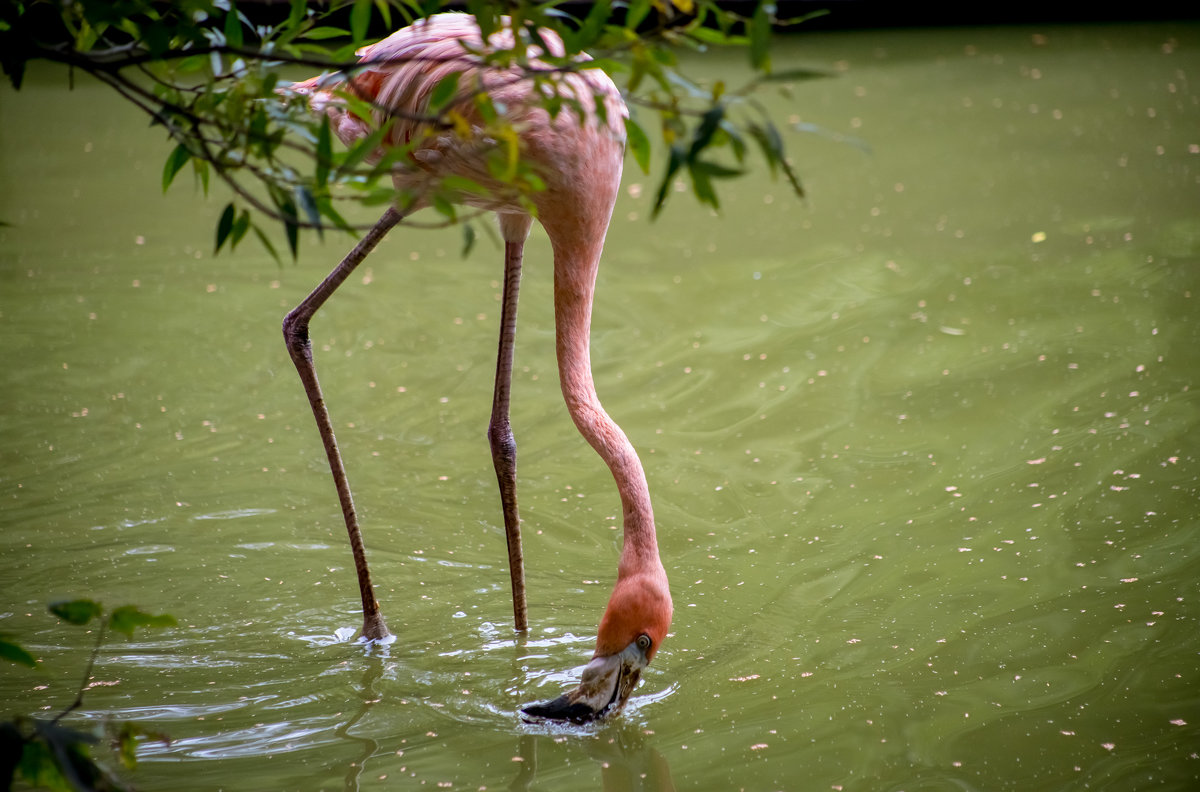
51,617 -> 109,725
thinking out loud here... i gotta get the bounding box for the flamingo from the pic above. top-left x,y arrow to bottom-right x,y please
281,13 -> 672,722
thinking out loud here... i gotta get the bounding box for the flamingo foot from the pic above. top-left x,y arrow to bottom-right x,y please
360,609 -> 391,643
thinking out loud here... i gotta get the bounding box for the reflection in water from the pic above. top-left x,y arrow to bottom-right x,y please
588,734 -> 676,792
336,657 -> 386,792
509,730 -> 677,792
508,735 -> 537,792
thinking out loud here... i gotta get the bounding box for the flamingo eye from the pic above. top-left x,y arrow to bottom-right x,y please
636,633 -> 652,652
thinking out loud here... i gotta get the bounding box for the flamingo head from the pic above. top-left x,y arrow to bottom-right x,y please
522,567 -> 672,723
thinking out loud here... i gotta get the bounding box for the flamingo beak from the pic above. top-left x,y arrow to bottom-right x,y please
521,639 -> 650,724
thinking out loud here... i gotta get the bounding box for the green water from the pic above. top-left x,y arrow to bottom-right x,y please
2,21 -> 1199,792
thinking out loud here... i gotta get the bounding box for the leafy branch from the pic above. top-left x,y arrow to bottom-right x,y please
1,0 -> 828,260
1,600 -> 176,792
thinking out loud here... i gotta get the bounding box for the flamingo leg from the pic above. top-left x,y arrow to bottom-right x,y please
282,207 -> 403,641
488,233 -> 529,632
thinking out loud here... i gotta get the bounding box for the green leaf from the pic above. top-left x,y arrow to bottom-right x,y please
473,91 -> 498,124
688,161 -> 719,209
688,104 -> 725,159
299,26 -> 351,41
49,599 -> 102,626
429,71 -> 461,112
467,0 -> 497,39
461,221 -> 476,257
776,8 -> 832,27
113,722 -> 170,771
749,120 -> 805,198
315,117 -> 332,188
224,2 -> 243,50
440,173 -> 492,198
275,192 -> 300,259
108,606 -> 176,638
162,144 -> 190,192
720,119 -> 747,163
314,196 -> 354,233
295,186 -> 322,238
215,202 -> 235,253
692,159 -> 745,179
336,120 -> 389,177
176,53 -> 208,73
231,209 -> 251,249
652,145 -> 686,218
373,0 -> 393,31
288,0 -> 306,29
625,0 -> 652,31
252,223 -> 282,265
688,27 -> 748,47
28,719 -> 121,791
0,635 -> 37,667
116,722 -> 140,770
431,191 -> 456,221
141,20 -> 170,58
778,154 -> 805,198
14,733 -> 70,789
749,1 -> 772,73
336,89 -> 380,133
350,0 -> 371,43
192,157 -> 210,196
284,219 -> 299,259
568,0 -> 610,51
624,117 -> 651,175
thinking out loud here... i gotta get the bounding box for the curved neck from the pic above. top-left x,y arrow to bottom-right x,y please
550,231 -> 660,572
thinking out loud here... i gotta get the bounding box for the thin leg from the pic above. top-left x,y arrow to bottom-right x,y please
283,207 -> 403,641
488,234 -> 529,632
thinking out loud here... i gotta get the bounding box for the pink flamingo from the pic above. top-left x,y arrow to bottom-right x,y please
282,13 -> 671,722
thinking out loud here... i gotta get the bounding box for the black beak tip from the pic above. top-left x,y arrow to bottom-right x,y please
520,695 -> 602,725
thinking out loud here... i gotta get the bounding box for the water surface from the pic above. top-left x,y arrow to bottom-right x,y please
2,21 -> 1198,792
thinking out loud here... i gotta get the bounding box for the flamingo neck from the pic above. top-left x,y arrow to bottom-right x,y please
550,231 -> 662,574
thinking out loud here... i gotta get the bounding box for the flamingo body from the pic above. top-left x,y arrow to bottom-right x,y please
288,14 -> 626,218
282,13 -> 672,722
